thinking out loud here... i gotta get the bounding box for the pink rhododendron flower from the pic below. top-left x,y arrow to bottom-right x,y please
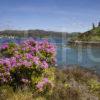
0,44 -> 9,50
22,60 -> 32,67
32,56 -> 40,65
17,62 -> 22,67
21,78 -> 30,84
36,78 -> 51,91
36,82 -> 44,90
14,54 -> 21,59
41,61 -> 48,69
43,78 -> 49,83
25,53 -> 33,59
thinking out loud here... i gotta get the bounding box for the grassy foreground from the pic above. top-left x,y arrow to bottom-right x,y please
0,67 -> 100,100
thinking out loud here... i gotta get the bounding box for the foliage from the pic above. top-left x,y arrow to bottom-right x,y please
0,67 -> 100,100
88,79 -> 100,92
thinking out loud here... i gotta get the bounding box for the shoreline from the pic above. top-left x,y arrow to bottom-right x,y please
68,40 -> 100,46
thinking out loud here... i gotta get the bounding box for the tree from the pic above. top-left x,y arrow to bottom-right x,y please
98,22 -> 100,27
92,23 -> 95,29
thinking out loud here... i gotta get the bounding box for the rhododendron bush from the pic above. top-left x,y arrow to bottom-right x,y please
0,39 -> 56,92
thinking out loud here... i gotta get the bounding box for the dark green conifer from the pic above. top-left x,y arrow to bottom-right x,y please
92,23 -> 95,29
98,22 -> 100,27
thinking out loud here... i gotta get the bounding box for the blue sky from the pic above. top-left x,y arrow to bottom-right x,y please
0,0 -> 100,32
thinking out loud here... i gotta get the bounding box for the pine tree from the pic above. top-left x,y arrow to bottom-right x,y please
98,22 -> 100,27
92,23 -> 95,29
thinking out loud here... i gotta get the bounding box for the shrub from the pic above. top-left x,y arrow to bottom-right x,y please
0,39 -> 56,93
88,79 -> 100,92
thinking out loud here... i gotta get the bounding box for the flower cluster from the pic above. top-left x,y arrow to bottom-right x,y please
0,39 -> 56,91
36,78 -> 53,91
0,43 -> 9,50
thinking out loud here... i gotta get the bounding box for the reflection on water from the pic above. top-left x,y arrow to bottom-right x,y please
0,37 -> 100,70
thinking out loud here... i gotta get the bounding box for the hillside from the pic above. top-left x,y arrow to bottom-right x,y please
71,26 -> 100,42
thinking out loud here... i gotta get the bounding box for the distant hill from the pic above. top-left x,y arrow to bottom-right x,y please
0,29 -> 69,38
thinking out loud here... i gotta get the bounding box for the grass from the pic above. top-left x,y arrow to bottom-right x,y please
0,67 -> 100,100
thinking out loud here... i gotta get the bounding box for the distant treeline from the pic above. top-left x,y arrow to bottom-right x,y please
0,30 -> 71,38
